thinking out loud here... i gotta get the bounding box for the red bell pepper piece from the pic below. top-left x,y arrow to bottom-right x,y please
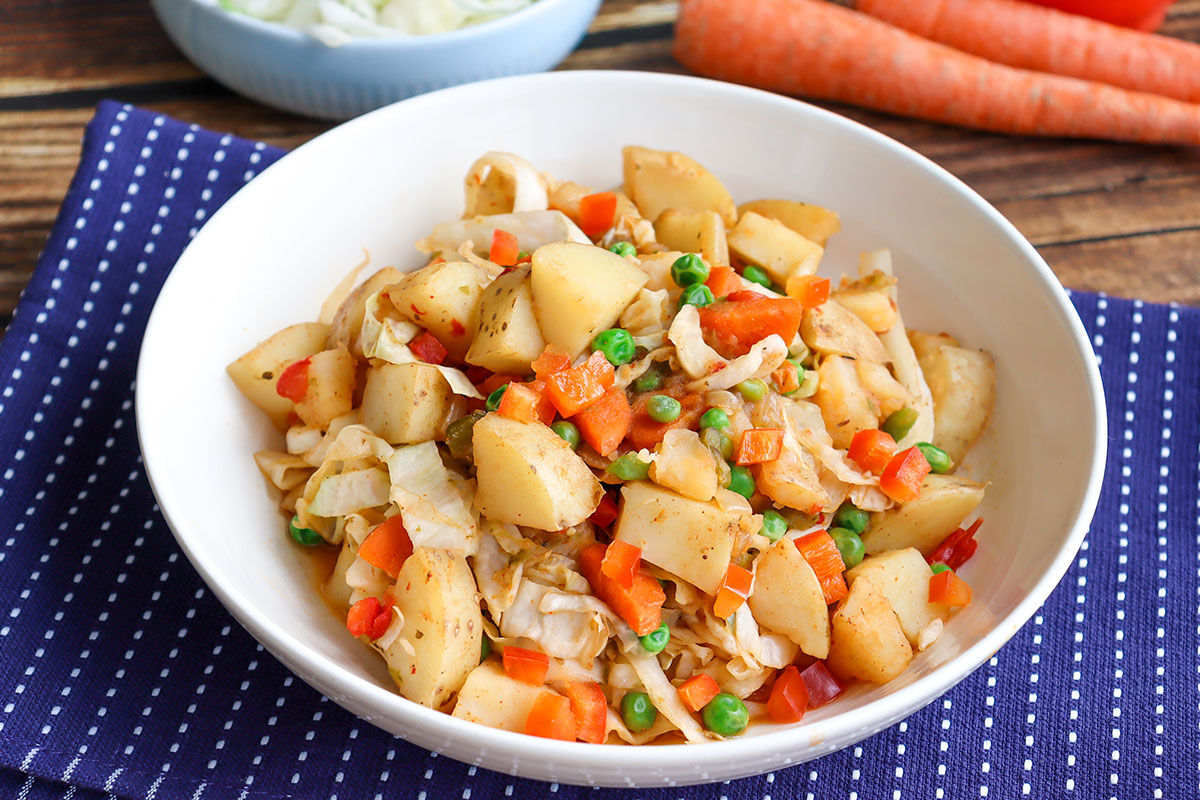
356,516 -> 413,579
697,294 -> 805,359
712,563 -> 754,618
503,646 -> 550,686
848,428 -> 897,474
929,570 -> 973,607
578,191 -> 618,237
489,229 -> 520,267
788,274 -> 831,308
544,350 -> 615,417
705,265 -> 743,299
532,344 -> 572,379
794,530 -> 848,605
879,446 -> 932,503
589,490 -> 619,528
626,389 -> 706,450
524,692 -> 576,741
409,330 -> 449,365
346,597 -> 391,641
562,681 -> 607,744
800,661 -> 844,708
578,542 -> 665,636
767,665 -> 810,723
928,518 -> 984,570
275,356 -> 311,402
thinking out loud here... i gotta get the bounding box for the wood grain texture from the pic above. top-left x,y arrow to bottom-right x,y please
2,0 -> 1199,332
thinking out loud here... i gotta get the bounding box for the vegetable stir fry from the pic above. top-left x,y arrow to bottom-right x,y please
228,146 -> 997,743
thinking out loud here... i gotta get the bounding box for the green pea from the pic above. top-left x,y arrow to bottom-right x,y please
916,442 -> 954,474
639,623 -> 670,654
621,691 -> 658,732
632,364 -> 665,392
480,636 -> 492,663
516,250 -> 530,262
670,253 -> 710,287
742,265 -> 772,289
700,408 -> 730,430
882,407 -> 919,441
289,516 -> 323,547
759,509 -> 788,542
485,384 -> 508,412
931,563 -> 954,575
702,693 -> 749,737
736,378 -> 768,402
700,426 -> 734,461
727,465 -> 756,499
551,420 -> 581,450
831,501 -> 870,535
647,395 -> 682,423
678,283 -> 715,309
446,410 -> 486,460
591,328 -> 636,366
609,241 -> 637,258
829,526 -> 865,569
606,452 -> 650,481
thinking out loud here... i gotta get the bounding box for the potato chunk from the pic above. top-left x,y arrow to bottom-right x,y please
912,335 -> 997,463
748,539 -> 830,658
387,259 -> 495,360
812,355 -> 878,451
737,199 -> 841,247
826,577 -> 913,683
328,267 -> 403,357
472,413 -> 602,530
832,271 -> 898,334
452,662 -> 562,732
466,265 -> 545,374
861,474 -> 986,556
530,242 -> 649,357
381,547 -> 482,711
649,429 -> 718,501
622,146 -> 737,226
801,300 -> 891,363
727,211 -> 823,286
754,440 -> 828,513
359,362 -> 453,444
614,482 -> 741,595
653,209 -> 729,266
293,346 -> 356,430
846,548 -> 948,647
226,322 -> 330,430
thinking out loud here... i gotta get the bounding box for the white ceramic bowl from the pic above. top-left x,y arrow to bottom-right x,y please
136,71 -> 1106,786
149,0 -> 601,119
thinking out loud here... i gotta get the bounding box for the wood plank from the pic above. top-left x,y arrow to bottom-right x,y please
1041,228 -> 1200,306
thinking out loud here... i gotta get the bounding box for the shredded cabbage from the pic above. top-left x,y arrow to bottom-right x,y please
686,334 -> 787,393
386,441 -> 479,554
418,210 -> 588,256
307,468 -> 391,517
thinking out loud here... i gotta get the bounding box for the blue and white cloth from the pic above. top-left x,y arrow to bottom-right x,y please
0,101 -> 1197,799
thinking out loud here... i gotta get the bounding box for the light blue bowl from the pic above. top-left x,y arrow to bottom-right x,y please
150,0 -> 602,120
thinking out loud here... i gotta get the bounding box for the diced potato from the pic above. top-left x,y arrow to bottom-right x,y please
530,242 -> 649,357
653,209 -> 729,266
226,322 -> 330,430
727,211 -> 823,286
737,199 -> 841,247
387,259 -> 495,360
913,337 -> 997,463
549,181 -> 641,225
622,146 -> 737,226
465,265 -> 545,374
846,548 -> 949,647
825,577 -> 913,683
328,267 -> 403,357
748,538 -> 830,658
472,413 -> 603,530
861,474 -> 986,556
614,482 -> 741,595
801,300 -> 891,363
754,441 -> 829,514
908,330 -> 959,361
855,360 -> 912,420
452,661 -> 562,731
381,547 -> 482,711
294,346 -> 356,430
359,362 -> 453,444
649,429 -> 718,501
832,271 -> 898,334
812,355 -> 878,450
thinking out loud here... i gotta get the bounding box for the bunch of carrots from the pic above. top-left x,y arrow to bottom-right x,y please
674,0 -> 1200,145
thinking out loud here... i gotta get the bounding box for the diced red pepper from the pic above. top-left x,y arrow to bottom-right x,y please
800,661 -> 844,708
589,490 -> 619,529
705,265 -> 743,299
489,229 -> 520,267
477,372 -> 522,396
928,518 -> 983,571
275,356 -> 311,402
767,665 -> 810,724
346,597 -> 391,641
562,681 -> 607,744
532,344 -> 572,379
847,428 -> 897,475
503,646 -> 550,686
879,446 -> 932,504
409,330 -> 449,365
601,540 -> 641,590
356,515 -> 413,579
524,692 -> 576,741
788,274 -> 831,308
578,542 -> 665,636
795,530 -> 848,605
677,673 -> 721,713
713,563 -> 754,618
929,570 -> 973,607
573,386 -> 632,456
497,380 -> 555,425
544,351 -> 615,417
578,191 -> 618,238
735,428 -> 784,465
771,363 -> 801,394
697,294 -> 805,359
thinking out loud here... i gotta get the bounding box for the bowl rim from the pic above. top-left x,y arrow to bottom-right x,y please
136,69 -> 1107,779
183,0 -> 597,48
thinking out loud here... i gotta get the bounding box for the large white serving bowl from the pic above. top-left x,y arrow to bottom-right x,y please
136,71 -> 1106,787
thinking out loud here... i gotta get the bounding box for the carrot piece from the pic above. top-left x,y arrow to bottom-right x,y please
794,531 -> 848,605
346,597 -> 391,640
697,294 -> 804,359
626,390 -> 707,451
674,0 -> 1200,146
503,646 -> 550,686
771,363 -> 800,395
275,356 -> 311,402
589,490 -> 620,528
489,229 -> 520,267
601,540 -> 642,590
573,386 -> 632,456
525,693 -> 577,741
767,665 -> 809,724
545,351 -> 615,417
787,275 -> 830,309
712,563 -> 754,618
1026,0 -> 1169,32
705,265 -> 743,299
879,447 -> 932,504
563,681 -> 608,744
578,191 -> 618,237
532,344 -> 572,379
409,330 -> 449,365
579,542 -> 666,636
735,428 -> 784,465
847,429 -> 897,475
677,673 -> 721,713
357,516 -> 413,578
929,570 -> 973,607
859,0 -> 1199,102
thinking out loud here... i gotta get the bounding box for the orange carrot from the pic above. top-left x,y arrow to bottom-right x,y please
357,516 -> 413,579
545,351 -> 615,417
490,229 -> 520,267
674,0 -> 1200,145
503,646 -> 550,685
705,265 -> 744,299
579,542 -> 666,636
929,569 -> 973,607
579,192 -> 618,237
573,386 -> 632,456
600,539 -> 642,590
794,530 -> 848,605
626,390 -> 706,451
713,563 -> 754,618
677,673 -> 721,712
525,693 -> 577,741
858,0 -> 1200,105
735,428 -> 784,466
532,344 -> 572,379
697,294 -> 804,359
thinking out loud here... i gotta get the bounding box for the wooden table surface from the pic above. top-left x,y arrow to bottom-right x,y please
3,0 -> 1200,333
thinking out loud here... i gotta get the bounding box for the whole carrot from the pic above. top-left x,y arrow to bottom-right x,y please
674,0 -> 1200,145
858,0 -> 1200,104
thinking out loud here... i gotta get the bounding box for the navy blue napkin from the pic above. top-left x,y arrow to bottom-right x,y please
0,100 -> 1196,799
